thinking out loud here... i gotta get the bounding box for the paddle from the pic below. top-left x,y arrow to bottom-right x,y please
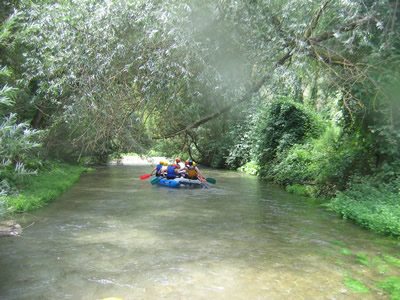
198,176 -> 213,188
151,177 -> 161,185
140,174 -> 151,180
205,177 -> 216,184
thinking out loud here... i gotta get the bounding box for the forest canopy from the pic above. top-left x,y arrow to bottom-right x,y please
1,0 -> 399,202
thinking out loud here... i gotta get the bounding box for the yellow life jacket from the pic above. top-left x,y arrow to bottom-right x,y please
187,166 -> 197,178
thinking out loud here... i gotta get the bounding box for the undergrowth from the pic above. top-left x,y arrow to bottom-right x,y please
3,163 -> 88,215
325,178 -> 400,237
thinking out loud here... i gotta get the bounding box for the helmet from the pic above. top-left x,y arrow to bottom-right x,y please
172,163 -> 178,168
163,162 -> 168,166
193,162 -> 196,167
159,161 -> 164,165
188,160 -> 193,166
176,158 -> 181,163
185,160 -> 189,165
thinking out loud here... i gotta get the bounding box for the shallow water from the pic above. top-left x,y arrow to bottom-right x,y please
0,164 -> 399,299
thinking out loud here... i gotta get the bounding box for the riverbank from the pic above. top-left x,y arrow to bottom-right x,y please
1,156 -> 165,218
258,173 -> 400,238
325,182 -> 400,237
284,181 -> 400,238
2,163 -> 89,217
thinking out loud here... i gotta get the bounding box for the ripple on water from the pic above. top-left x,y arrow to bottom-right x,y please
0,165 -> 397,300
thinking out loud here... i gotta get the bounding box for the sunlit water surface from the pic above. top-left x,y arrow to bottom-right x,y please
0,164 -> 399,299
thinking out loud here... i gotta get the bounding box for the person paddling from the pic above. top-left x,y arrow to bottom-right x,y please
176,158 -> 186,176
150,161 -> 164,177
163,163 -> 180,179
184,160 -> 204,180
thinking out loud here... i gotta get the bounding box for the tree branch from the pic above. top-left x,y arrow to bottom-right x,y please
309,16 -> 374,44
153,15 -> 374,140
304,0 -> 332,40
153,52 -> 292,139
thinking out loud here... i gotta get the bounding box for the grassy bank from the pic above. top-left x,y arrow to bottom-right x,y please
3,163 -> 90,215
325,182 -> 400,237
286,181 -> 400,237
238,164 -> 400,237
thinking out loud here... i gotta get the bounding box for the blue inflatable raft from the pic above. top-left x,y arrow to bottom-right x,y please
157,177 -> 203,188
158,178 -> 180,188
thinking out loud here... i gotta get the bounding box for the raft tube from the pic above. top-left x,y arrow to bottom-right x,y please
157,177 -> 203,188
174,177 -> 202,186
158,178 -> 180,188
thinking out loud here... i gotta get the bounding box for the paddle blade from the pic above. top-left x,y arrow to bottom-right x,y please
151,177 -> 161,185
140,174 -> 151,180
206,178 -> 216,184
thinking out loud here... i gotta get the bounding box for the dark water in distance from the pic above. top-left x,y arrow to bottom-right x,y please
0,164 -> 399,299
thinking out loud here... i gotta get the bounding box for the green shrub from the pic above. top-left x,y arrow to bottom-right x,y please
326,178 -> 400,236
237,161 -> 259,175
5,163 -> 86,214
270,142 -> 318,185
286,184 -> 314,197
253,99 -> 321,178
268,121 -> 380,197
0,81 -> 43,195
268,123 -> 336,186
375,277 -> 400,300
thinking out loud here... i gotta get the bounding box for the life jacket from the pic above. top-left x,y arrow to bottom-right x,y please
156,164 -> 163,176
187,166 -> 197,178
166,166 -> 177,178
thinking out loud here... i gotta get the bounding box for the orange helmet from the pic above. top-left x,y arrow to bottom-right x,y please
176,158 -> 181,163
185,160 -> 189,165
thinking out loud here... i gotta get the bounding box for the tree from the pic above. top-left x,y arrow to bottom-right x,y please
1,0 -> 398,167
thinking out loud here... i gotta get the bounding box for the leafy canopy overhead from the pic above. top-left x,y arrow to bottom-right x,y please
2,0 -> 398,160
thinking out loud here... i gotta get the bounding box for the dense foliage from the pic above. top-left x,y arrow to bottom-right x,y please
0,69 -> 42,195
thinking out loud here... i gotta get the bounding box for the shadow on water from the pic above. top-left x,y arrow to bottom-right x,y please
0,165 -> 399,299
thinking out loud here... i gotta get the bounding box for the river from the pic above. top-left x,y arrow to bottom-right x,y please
0,162 -> 399,299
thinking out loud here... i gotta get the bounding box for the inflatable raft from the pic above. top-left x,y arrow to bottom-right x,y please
157,177 -> 203,188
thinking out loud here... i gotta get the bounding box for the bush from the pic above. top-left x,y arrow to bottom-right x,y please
268,122 -> 378,196
237,161 -> 259,175
286,184 -> 315,197
5,163 -> 86,215
1,72 -> 44,195
270,142 -> 318,185
326,177 -> 400,236
253,99 -> 321,178
267,122 -> 335,185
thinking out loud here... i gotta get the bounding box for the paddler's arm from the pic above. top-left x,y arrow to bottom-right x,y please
149,167 -> 156,176
196,167 -> 204,179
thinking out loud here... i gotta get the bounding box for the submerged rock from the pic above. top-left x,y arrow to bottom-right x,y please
0,220 -> 22,237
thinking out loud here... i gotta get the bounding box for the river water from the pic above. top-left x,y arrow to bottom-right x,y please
0,163 -> 399,299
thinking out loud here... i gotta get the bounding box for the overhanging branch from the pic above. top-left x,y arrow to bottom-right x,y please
153,15 -> 374,140
153,52 -> 292,139
309,16 -> 374,44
